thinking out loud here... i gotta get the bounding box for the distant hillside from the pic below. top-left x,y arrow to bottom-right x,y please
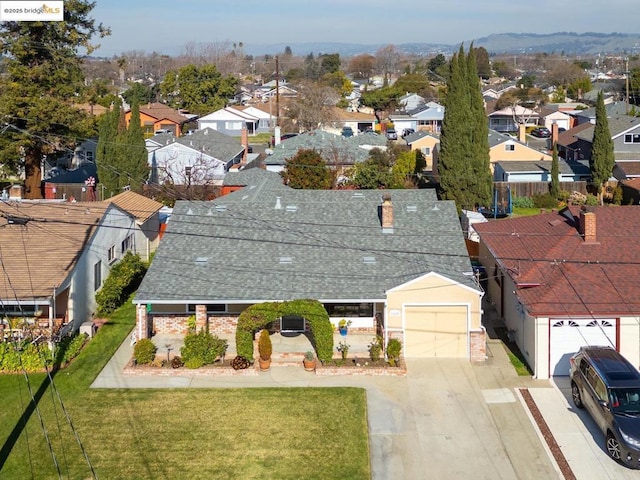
245,32 -> 640,57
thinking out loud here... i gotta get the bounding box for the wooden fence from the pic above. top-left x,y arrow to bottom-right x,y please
494,181 -> 588,198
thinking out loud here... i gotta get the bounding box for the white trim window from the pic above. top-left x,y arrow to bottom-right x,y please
421,147 -> 431,156
504,143 -> 515,151
121,234 -> 134,254
624,133 -> 640,144
107,245 -> 116,264
94,261 -> 102,291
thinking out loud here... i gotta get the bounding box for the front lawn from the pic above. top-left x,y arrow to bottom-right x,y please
0,302 -> 371,479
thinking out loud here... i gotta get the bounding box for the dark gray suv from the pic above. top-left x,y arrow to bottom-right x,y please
569,346 -> 640,468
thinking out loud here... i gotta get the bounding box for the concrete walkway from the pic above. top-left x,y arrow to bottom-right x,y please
92,330 -> 560,479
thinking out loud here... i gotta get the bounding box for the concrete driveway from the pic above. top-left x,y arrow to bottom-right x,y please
526,378 -> 640,479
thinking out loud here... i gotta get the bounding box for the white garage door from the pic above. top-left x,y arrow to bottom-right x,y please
404,306 -> 468,358
549,319 -> 616,377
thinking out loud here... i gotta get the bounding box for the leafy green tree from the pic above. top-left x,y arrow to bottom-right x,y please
122,82 -> 155,106
473,46 -> 491,79
321,71 -> 353,98
360,86 -> 401,122
438,44 -> 491,210
550,143 -> 559,198
0,1 -> 109,198
590,91 -> 614,204
350,148 -> 393,189
319,53 -> 341,75
567,76 -> 592,100
390,150 -> 418,188
393,74 -> 433,98
160,64 -> 237,115
281,149 -> 332,189
428,54 -> 446,73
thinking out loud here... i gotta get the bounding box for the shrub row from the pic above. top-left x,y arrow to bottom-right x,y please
95,252 -> 148,316
0,333 -> 88,372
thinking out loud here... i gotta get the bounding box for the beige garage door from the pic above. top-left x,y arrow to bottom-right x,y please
404,305 -> 468,358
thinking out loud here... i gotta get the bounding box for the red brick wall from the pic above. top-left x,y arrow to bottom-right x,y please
470,329 -> 486,362
151,314 -> 239,336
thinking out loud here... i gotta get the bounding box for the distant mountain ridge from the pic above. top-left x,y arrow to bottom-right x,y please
245,32 -> 640,57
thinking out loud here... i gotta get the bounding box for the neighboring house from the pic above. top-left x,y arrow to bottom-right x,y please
556,123 -> 593,161
568,114 -> 640,180
148,128 -> 245,185
488,106 -> 539,133
493,159 -> 590,182
0,201 -> 139,334
325,107 -> 376,135
404,131 -> 440,171
108,191 -> 165,261
43,162 -> 99,201
263,129 -> 386,175
125,102 -> 192,137
390,102 -> 445,135
487,130 -> 551,174
398,93 -> 425,111
46,138 -> 97,173
475,206 -> 640,379
539,108 -> 572,132
133,176 -> 486,361
197,106 -> 271,136
257,84 -> 298,101
482,83 -> 516,101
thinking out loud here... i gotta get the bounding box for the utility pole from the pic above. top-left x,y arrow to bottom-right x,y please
625,56 -> 630,115
275,55 -> 280,128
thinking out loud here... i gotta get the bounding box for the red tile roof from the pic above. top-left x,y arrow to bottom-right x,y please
474,206 -> 640,317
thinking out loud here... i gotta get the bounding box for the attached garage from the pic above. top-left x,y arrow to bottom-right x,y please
404,305 -> 469,357
549,318 -> 617,377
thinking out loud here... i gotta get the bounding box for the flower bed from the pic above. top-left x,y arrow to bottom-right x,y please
315,357 -> 407,376
123,357 -> 259,376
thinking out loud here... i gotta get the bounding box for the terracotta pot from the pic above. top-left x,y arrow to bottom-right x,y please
303,359 -> 316,372
258,358 -> 271,371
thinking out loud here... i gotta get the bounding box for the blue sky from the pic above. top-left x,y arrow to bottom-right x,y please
91,0 -> 639,56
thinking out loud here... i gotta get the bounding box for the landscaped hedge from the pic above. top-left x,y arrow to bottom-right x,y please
0,332 -> 89,373
133,338 -> 157,365
235,300 -> 333,363
95,252 -> 148,316
180,330 -> 228,369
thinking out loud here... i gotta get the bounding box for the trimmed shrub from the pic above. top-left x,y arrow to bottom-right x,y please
258,329 -> 272,361
180,329 -> 228,368
386,338 -> 402,367
531,192 -> 558,209
0,341 -> 50,373
133,338 -> 157,365
95,252 -> 148,316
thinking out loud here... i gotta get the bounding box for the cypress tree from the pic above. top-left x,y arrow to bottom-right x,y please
439,44 -> 492,210
590,91 -> 614,204
122,102 -> 150,191
96,103 -> 121,198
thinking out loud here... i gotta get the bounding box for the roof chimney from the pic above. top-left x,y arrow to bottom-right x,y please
551,122 -> 559,146
518,123 -> 526,143
381,193 -> 393,233
579,209 -> 597,243
241,126 -> 249,165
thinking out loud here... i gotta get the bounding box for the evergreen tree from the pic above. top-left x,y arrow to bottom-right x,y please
550,143 -> 560,198
0,2 -> 108,198
590,91 -> 614,204
122,102 -> 150,191
96,103 -> 121,198
438,44 -> 492,211
281,149 -> 332,189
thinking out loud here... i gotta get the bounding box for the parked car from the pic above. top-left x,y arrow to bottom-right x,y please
401,128 -> 415,138
341,126 -> 354,137
530,127 -> 551,138
569,346 -> 640,468
385,128 -> 398,140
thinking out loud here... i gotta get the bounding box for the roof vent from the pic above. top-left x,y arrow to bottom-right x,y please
275,196 -> 282,210
215,204 -> 227,212
406,205 -> 417,212
432,204 -> 440,211
206,209 -> 213,216
362,256 -> 376,264
285,205 -> 298,212
279,256 -> 293,264
352,192 -> 365,198
195,257 -> 208,265
186,208 -> 193,215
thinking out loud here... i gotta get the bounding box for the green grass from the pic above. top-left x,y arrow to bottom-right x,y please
511,207 -> 544,217
0,302 -> 371,479
505,348 -> 534,376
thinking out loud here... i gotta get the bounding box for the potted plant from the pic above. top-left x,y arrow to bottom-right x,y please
303,350 -> 316,371
337,340 -> 350,360
258,328 -> 272,371
338,319 -> 352,336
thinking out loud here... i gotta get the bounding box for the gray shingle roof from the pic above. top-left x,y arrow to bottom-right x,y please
496,159 -> 590,175
159,128 -> 245,162
264,130 -> 385,166
134,185 -> 476,305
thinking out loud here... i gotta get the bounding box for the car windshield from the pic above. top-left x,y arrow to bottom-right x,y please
610,388 -> 640,414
